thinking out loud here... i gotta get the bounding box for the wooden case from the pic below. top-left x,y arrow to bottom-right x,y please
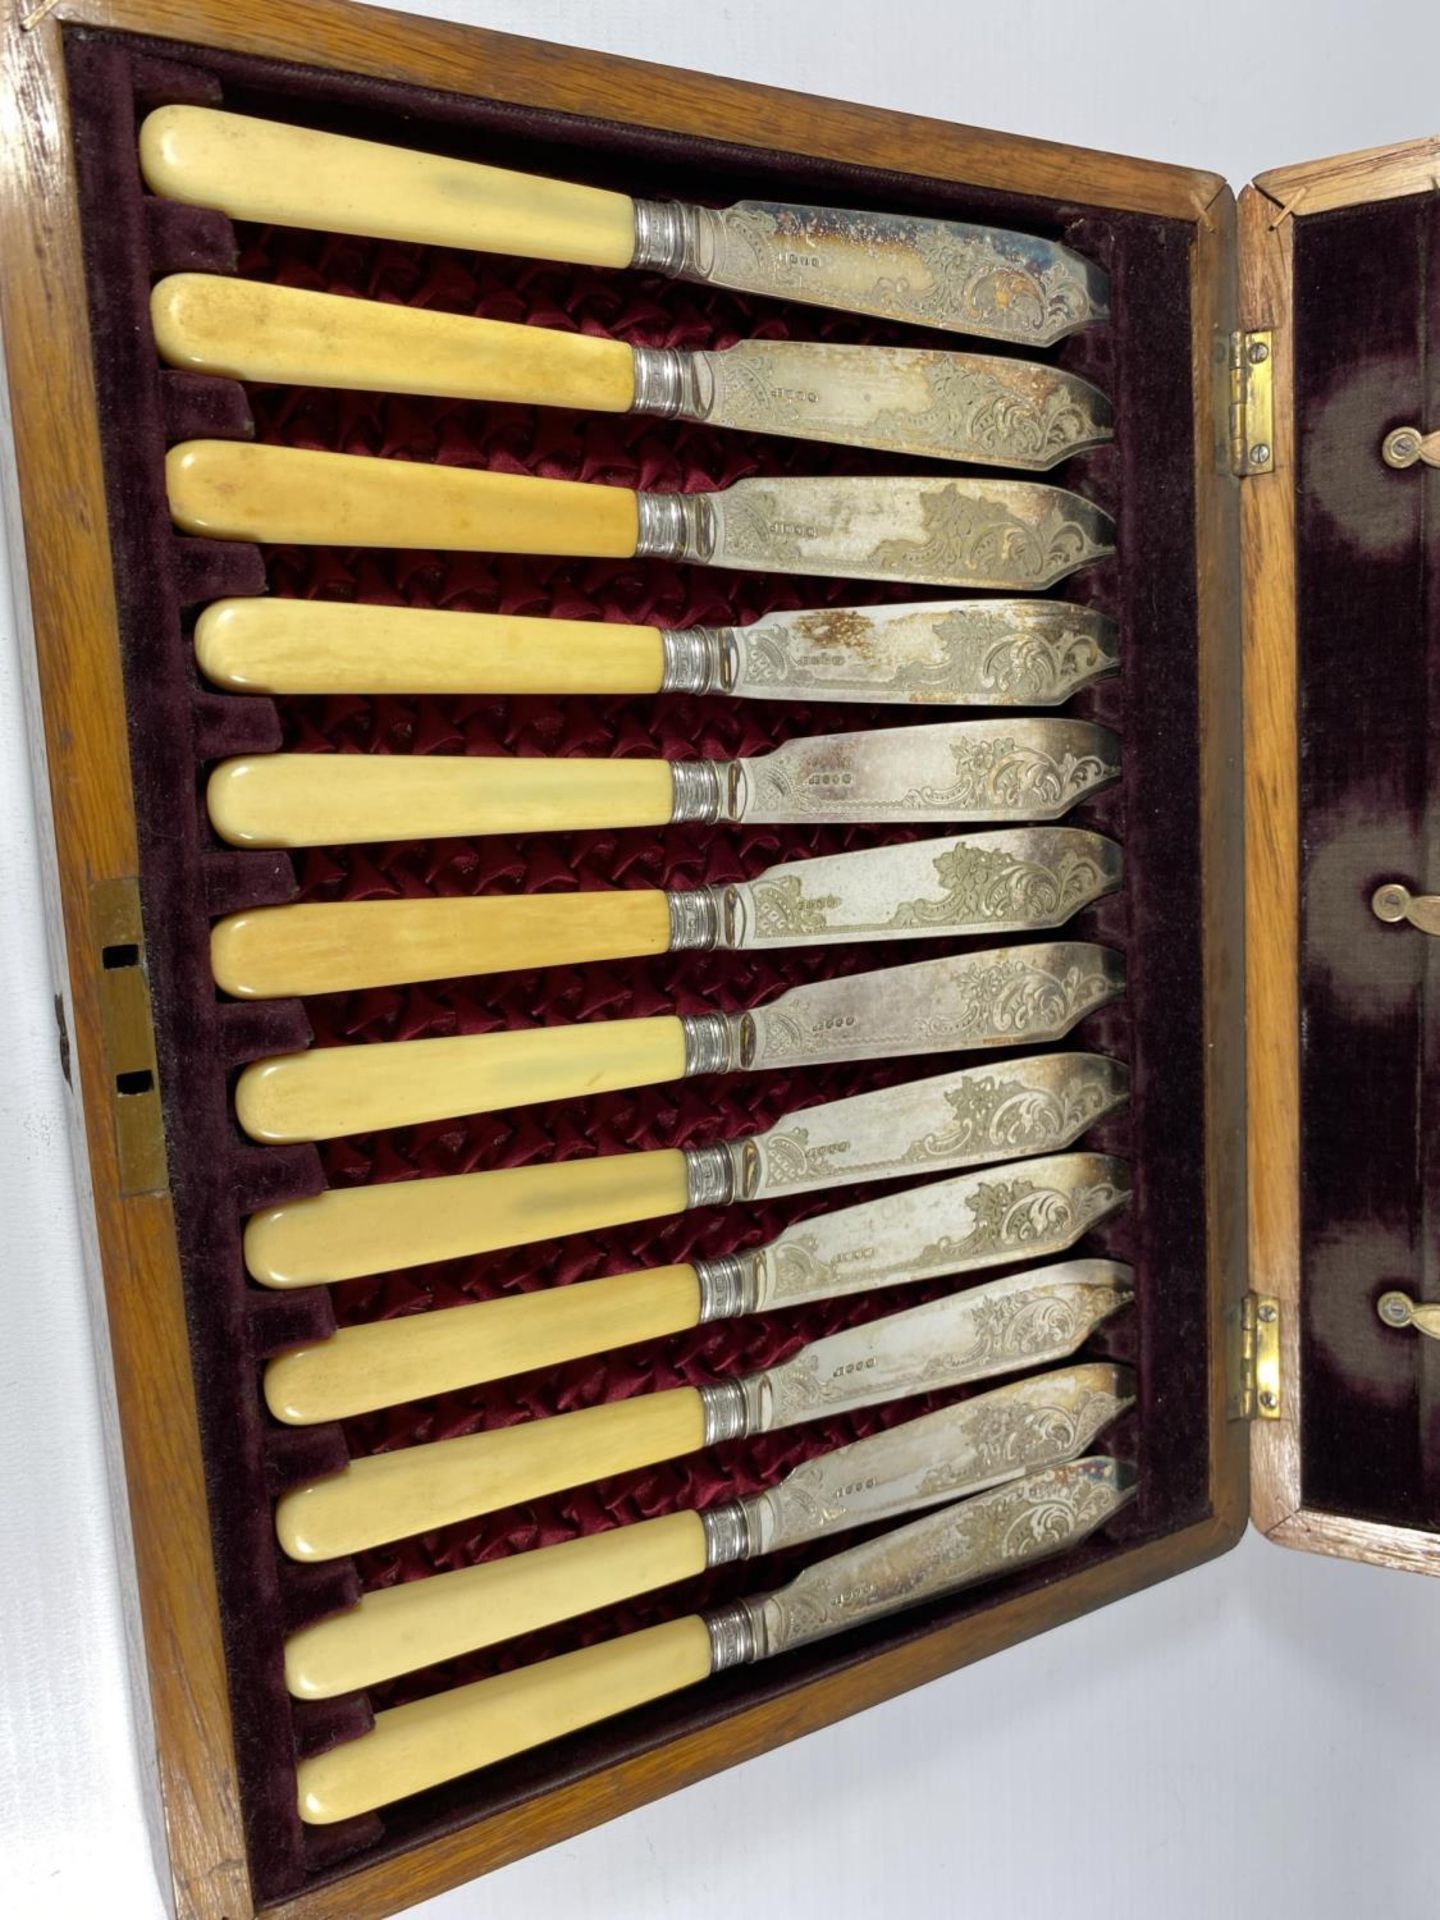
0,0 -> 1432,1913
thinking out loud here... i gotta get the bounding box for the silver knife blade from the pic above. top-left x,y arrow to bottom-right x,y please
734,944 -> 1124,1076
643,199 -> 1109,347
711,717 -> 1120,826
735,1258 -> 1133,1434
736,1362 -> 1135,1556
700,1052 -> 1128,1209
679,825 -> 1123,954
646,340 -> 1112,469
717,1455 -> 1136,1666
723,1150 -> 1131,1313
702,597 -> 1120,707
645,474 -> 1113,590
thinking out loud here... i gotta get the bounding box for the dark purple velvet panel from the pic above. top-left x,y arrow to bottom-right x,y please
64,24 -> 1213,1904
1295,194 -> 1440,1529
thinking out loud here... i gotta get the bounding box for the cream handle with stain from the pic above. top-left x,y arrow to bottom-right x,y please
276,1389 -> 708,1561
285,1511 -> 708,1699
239,1019 -> 688,1143
246,1148 -> 690,1287
194,597 -> 667,697
207,752 -> 678,847
167,440 -> 639,553
297,1616 -> 713,1824
140,105 -> 638,265
212,891 -> 674,999
153,273 -> 638,410
264,1264 -> 702,1424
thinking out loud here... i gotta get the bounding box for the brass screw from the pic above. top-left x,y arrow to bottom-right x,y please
1249,442 -> 1271,467
1259,1389 -> 1279,1411
1248,340 -> 1269,364
1257,1303 -> 1277,1325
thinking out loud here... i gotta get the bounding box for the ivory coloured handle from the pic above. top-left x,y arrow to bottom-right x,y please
206,752 -> 676,848
140,106 -> 638,266
211,892 -> 674,998
167,441 -> 640,555
276,1387 -> 708,1560
237,1018 -> 689,1142
152,274 -> 638,410
193,597 -> 667,697
297,1616 -> 713,1823
263,1265 -> 702,1423
284,1510 -> 709,1698
245,1148 -> 691,1286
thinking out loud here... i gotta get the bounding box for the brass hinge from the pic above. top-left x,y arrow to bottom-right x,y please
90,875 -> 169,1197
1229,328 -> 1275,477
1228,1292 -> 1282,1421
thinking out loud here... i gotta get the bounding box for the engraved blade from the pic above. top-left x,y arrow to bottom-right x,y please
733,719 -> 1120,826
748,1150 -> 1131,1311
744,1362 -> 1135,1555
737,1052 -> 1128,1205
697,340 -> 1112,469
723,826 -> 1123,952
726,599 -> 1119,707
743,945 -> 1125,1075
736,1456 -> 1137,1662
692,202 -> 1108,347
747,1257 -> 1133,1433
709,475 -> 1112,589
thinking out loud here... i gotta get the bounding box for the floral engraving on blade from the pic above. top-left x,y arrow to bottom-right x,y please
971,613 -> 1115,701
767,1172 -> 1121,1301
871,484 -> 1101,588
745,734 -> 1115,822
885,842 -> 1108,935
866,357 -> 1105,463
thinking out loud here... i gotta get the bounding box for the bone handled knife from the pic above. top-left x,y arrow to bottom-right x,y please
284,1362 -> 1134,1697
141,107 -> 1110,347
211,824 -> 1124,1000
264,1151 -> 1131,1424
297,1454 -> 1136,1820
167,441 -> 1114,592
153,275 -> 1114,471
276,1258 -> 1134,1561
194,594 -> 1121,704
244,1049 -> 1129,1288
206,718 -> 1122,849
237,942 -> 1125,1143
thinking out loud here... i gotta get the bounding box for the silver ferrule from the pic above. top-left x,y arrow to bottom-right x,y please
704,1597 -> 762,1673
681,1011 -> 741,1078
699,1376 -> 758,1445
631,198 -> 700,277
669,759 -> 726,825
659,626 -> 740,695
634,490 -> 718,565
700,1498 -> 754,1567
684,1141 -> 740,1210
666,885 -> 725,951
630,345 -> 710,421
693,1251 -> 754,1322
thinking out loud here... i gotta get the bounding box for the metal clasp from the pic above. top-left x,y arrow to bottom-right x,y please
1372,881 -> 1440,934
1381,426 -> 1440,470
1378,1291 -> 1440,1340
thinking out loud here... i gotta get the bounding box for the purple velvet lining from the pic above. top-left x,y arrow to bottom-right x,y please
1295,193 -> 1440,1529
64,24 -> 1213,1903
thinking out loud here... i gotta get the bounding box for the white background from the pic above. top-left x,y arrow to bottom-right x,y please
3,3 -> 1439,1915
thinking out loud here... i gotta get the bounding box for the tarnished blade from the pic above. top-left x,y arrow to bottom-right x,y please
679,340 -> 1112,468
742,1362 -> 1135,1554
715,1456 -> 1137,1665
715,599 -> 1120,706
671,201 -> 1109,347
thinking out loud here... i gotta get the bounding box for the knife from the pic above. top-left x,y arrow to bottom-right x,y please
205,717 -> 1122,849
244,1049 -> 1129,1287
275,1258 -> 1134,1561
152,274 -> 1114,471
236,942 -> 1125,1143
140,107 -> 1110,348
194,594 -> 1121,704
211,824 -> 1124,1000
167,441 -> 1114,591
296,1456 -> 1134,1821
283,1362 -> 1134,1698
263,1151 -> 1131,1423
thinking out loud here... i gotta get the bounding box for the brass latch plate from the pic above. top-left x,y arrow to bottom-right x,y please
1229,328 -> 1274,477
1228,1292 -> 1281,1421
90,875 -> 168,1196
